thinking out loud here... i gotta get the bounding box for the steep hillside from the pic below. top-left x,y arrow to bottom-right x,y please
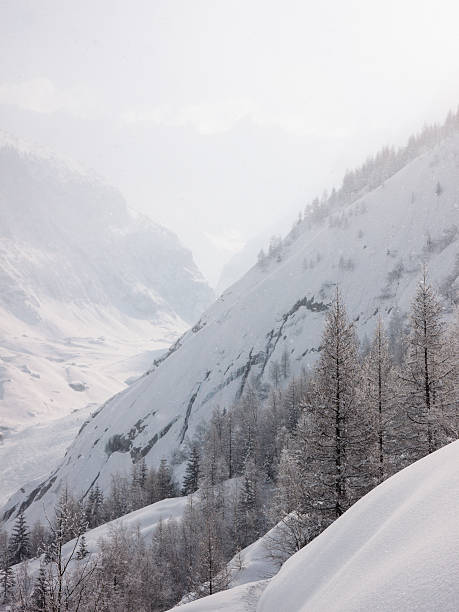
3,130 -> 458,527
0,136 -> 213,503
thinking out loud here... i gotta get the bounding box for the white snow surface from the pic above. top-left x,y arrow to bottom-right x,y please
258,440 -> 459,612
3,133 -> 458,527
170,581 -> 270,612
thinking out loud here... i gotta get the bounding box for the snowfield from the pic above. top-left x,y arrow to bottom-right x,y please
3,132 -> 458,528
173,440 -> 459,611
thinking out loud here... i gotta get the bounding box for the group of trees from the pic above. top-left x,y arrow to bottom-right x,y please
257,107 -> 459,272
1,274 -> 457,611
0,459 -> 179,608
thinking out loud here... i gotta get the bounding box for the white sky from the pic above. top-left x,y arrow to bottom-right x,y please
1,0 -> 459,285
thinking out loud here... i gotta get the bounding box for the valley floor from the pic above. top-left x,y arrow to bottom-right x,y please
0,327 -> 173,506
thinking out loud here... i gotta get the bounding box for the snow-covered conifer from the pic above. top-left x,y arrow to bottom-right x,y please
8,512 -> 30,565
400,270 -> 457,457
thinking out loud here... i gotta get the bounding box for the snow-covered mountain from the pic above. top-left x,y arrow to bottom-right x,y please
2,127 -> 458,527
0,136 -> 213,503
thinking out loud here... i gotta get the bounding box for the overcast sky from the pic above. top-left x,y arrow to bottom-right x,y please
1,0 -> 459,285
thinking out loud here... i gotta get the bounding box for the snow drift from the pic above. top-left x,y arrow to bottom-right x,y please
257,439 -> 459,612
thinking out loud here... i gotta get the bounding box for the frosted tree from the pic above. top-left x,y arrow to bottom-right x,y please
258,388 -> 285,479
282,377 -> 303,432
200,407 -> 230,485
84,485 -> 104,528
257,248 -> 268,269
400,271 -> 457,458
157,458 -> 177,499
75,534 -> 89,560
233,384 -> 260,471
280,348 -> 291,379
30,563 -> 49,611
269,442 -> 318,559
236,456 -> 263,548
362,317 -> 398,482
0,543 -> 15,605
269,359 -> 282,388
29,521 -> 48,558
41,488 -> 96,611
8,512 -> 30,565
301,288 -> 370,521
182,445 -> 201,495
195,485 -> 229,597
105,473 -> 131,519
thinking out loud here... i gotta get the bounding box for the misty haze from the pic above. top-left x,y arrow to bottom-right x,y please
0,2 -> 458,611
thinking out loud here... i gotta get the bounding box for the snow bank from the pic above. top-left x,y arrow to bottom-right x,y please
258,440 -> 459,612
169,580 -> 269,612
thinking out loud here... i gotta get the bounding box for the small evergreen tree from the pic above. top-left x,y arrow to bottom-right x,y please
157,459 -> 177,499
31,563 -> 49,611
182,446 -> 201,495
8,512 -> 30,565
76,534 -> 89,560
236,456 -> 261,548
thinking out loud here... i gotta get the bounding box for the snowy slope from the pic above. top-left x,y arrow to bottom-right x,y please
257,439 -> 459,612
0,138 -> 213,504
171,440 -> 459,612
3,132 -> 458,527
13,493 -> 191,582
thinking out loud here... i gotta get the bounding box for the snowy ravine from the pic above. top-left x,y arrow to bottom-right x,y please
0,135 -> 213,504
172,439 -> 459,612
2,131 -> 458,527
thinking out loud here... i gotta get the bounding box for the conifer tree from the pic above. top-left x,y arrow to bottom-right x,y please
182,446 -> 201,495
400,271 -> 457,458
31,564 -> 48,611
157,459 -> 177,499
8,512 -> 30,565
236,455 -> 262,548
283,378 -> 302,432
362,317 -> 398,481
280,348 -> 291,379
85,485 -> 104,528
76,534 -> 89,560
300,287 -> 370,522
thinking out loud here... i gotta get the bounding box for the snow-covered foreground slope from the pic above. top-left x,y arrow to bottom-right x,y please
172,441 -> 459,612
0,137 -> 213,504
3,133 -> 458,527
258,440 -> 459,612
